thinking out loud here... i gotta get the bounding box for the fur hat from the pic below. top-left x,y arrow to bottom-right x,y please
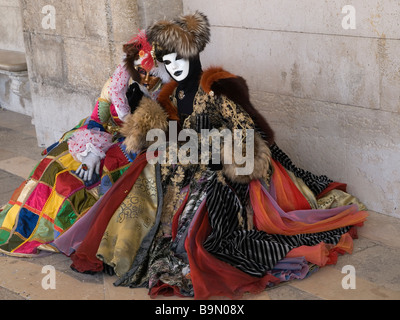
147,11 -> 211,61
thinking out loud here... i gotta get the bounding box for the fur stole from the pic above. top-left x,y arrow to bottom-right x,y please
201,67 -> 275,146
121,97 -> 168,154
157,81 -> 180,121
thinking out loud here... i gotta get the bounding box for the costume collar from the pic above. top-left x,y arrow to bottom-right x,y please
157,67 -> 238,120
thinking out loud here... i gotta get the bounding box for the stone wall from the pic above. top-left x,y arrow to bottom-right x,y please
19,0 -> 138,145
183,0 -> 400,218
0,0 -> 25,52
19,0 -> 182,146
0,0 -> 32,116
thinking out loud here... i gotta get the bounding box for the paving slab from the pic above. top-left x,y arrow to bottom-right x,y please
290,266 -> 400,300
0,157 -> 39,179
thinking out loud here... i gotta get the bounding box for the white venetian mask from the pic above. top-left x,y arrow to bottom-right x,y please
162,53 -> 190,81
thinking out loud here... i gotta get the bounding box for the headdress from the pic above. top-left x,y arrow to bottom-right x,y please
123,30 -> 170,83
125,30 -> 155,72
147,11 -> 211,61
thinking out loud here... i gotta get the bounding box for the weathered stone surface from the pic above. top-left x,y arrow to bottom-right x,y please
334,238 -> 400,292
0,71 -> 32,116
81,1 -> 109,40
23,33 -> 65,84
0,0 -> 25,52
137,0 -> 183,28
20,0 -> 60,35
30,82 -> 97,145
379,39 -> 400,113
184,0 -> 400,39
109,0 -> 140,43
203,27 -> 382,109
64,38 -> 113,90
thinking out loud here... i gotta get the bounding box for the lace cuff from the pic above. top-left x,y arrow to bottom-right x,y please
68,128 -> 113,162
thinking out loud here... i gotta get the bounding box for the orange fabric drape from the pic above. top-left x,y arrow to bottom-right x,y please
251,160 -> 368,236
270,160 -> 312,212
286,232 -> 354,266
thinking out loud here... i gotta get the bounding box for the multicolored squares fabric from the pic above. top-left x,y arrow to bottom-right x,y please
0,137 -> 132,256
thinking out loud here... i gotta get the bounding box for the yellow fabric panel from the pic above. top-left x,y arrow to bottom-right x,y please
58,154 -> 81,171
2,204 -> 21,230
42,191 -> 66,221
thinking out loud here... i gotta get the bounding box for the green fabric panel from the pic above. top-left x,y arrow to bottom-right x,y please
40,161 -> 64,187
48,141 -> 69,157
70,189 -> 98,218
30,217 -> 57,243
110,168 -> 129,184
98,101 -> 112,124
0,233 -> 23,251
0,229 -> 11,245
54,200 -> 78,231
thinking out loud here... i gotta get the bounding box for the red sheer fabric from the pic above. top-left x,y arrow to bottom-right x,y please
70,153 -> 148,273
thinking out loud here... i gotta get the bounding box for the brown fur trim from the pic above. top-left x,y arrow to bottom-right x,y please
200,67 -> 237,93
214,77 -> 275,145
201,68 -> 275,146
221,131 -> 271,184
122,43 -> 140,83
157,81 -> 180,121
121,97 -> 168,154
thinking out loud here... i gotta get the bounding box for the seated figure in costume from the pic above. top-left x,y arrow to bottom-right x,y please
0,31 -> 170,256
69,12 -> 368,300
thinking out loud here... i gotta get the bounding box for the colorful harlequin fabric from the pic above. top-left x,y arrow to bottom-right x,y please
0,67 -> 140,256
0,138 -> 133,256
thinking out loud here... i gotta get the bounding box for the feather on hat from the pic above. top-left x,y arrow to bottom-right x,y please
147,11 -> 211,60
123,30 -> 170,84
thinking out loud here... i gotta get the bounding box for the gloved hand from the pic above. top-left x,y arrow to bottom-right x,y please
76,152 -> 101,182
126,82 -> 144,113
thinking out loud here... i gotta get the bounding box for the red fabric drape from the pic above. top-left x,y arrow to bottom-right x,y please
70,153 -> 148,273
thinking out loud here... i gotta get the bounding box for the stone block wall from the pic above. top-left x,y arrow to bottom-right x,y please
0,0 -> 25,52
183,0 -> 400,217
0,0 -> 32,116
19,0 -> 139,145
19,0 -> 182,146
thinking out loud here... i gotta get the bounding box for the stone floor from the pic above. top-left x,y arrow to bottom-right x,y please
0,108 -> 399,301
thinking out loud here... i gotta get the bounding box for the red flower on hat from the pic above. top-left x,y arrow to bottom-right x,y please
127,30 -> 155,72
